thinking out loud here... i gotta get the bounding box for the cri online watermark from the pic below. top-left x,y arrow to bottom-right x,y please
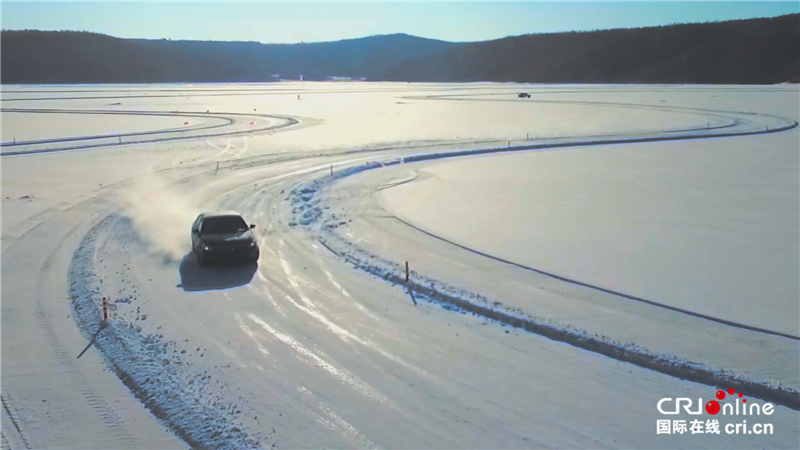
656,388 -> 775,435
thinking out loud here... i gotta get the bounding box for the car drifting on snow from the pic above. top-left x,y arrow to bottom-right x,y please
190,212 -> 259,266
518,92 -> 531,98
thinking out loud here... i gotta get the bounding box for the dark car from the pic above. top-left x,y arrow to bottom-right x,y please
191,212 -> 259,267
518,92 -> 531,98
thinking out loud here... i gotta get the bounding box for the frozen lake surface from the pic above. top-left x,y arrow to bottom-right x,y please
380,128 -> 799,335
2,83 -> 798,449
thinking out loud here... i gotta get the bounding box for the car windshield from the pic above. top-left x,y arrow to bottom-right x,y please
202,216 -> 248,234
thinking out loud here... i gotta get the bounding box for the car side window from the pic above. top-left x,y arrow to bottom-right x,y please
193,216 -> 203,233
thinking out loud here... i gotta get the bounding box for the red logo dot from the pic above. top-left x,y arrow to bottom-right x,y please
743,399 -> 746,403
738,392 -> 743,397
716,390 -> 726,400
706,400 -> 720,415
728,388 -> 735,395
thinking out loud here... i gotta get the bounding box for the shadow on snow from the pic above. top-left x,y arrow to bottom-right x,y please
177,251 -> 257,292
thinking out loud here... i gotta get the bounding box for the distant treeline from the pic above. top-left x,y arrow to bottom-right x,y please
0,32 -> 455,83
2,14 -> 798,84
385,14 -> 800,84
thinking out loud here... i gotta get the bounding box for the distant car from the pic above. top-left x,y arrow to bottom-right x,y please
518,92 -> 531,98
191,212 -> 259,267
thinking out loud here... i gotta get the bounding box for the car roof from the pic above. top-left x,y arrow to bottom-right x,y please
201,211 -> 244,219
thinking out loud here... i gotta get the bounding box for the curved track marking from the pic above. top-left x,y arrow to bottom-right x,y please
0,109 -> 302,157
0,108 -> 234,146
387,213 -> 800,341
308,96 -> 798,340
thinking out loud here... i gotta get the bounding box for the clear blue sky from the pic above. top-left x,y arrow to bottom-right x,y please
2,1 -> 798,43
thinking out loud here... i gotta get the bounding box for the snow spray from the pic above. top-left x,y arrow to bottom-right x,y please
120,173 -> 200,262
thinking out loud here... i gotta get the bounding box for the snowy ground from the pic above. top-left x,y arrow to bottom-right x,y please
2,83 -> 799,449
378,131 -> 799,335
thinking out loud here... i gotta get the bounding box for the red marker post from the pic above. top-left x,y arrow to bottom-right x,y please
77,297 -> 110,359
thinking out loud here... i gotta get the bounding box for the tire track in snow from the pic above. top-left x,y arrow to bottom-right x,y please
34,220 -> 140,444
323,269 -> 383,322
272,247 -> 427,377
296,387 -> 380,450
245,313 -> 402,413
1,396 -> 30,450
